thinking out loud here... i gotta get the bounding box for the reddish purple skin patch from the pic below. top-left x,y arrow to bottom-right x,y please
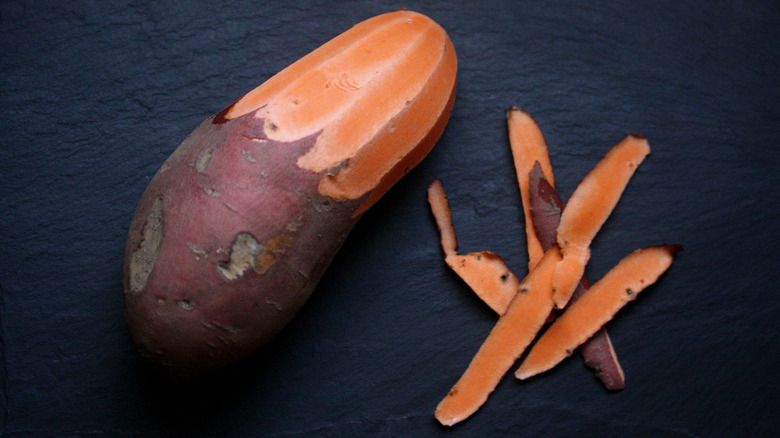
528,163 -> 625,391
123,108 -> 363,378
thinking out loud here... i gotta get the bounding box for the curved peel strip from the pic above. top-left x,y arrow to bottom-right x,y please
579,319 -> 625,391
435,247 -> 561,426
446,252 -> 521,315
428,180 -> 458,256
553,134 -> 650,308
507,107 -> 555,270
428,180 -> 518,314
517,244 -> 681,381
528,161 -> 562,252
529,165 -> 625,390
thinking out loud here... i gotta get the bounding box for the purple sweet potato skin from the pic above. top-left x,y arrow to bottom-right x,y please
528,163 -> 625,390
123,108 -> 362,379
528,162 -> 562,251
569,277 -> 626,391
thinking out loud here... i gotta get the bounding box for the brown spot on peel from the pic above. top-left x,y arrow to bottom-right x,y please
326,159 -> 350,176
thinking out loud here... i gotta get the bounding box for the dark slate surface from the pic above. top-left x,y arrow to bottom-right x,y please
1,1 -> 779,436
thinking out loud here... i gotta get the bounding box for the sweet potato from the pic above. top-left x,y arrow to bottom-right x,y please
123,10 -> 457,378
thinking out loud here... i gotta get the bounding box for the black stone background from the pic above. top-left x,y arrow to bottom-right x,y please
1,1 -> 778,436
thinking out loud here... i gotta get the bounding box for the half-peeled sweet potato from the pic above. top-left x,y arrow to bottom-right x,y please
123,10 -> 458,379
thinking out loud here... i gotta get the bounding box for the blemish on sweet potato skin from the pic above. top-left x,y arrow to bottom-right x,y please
123,111 -> 363,379
196,147 -> 214,173
123,10 -> 457,379
216,233 -> 264,281
127,196 -> 164,295
217,232 -> 296,280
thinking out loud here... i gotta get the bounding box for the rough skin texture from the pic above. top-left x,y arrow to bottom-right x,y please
124,110 -> 362,379
123,10 -> 457,379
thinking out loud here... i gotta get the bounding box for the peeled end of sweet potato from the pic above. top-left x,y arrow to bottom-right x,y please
220,10 -> 458,216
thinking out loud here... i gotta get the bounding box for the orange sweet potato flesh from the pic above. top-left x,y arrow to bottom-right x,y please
507,107 -> 556,270
445,252 -> 520,315
578,304 -> 625,390
529,164 -> 625,390
123,11 -> 457,379
428,180 -> 519,314
425,110 -> 558,316
435,247 -> 562,426
552,134 -> 651,308
516,245 -> 681,380
428,179 -> 458,257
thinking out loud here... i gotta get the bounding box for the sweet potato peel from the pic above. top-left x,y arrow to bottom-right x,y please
430,109 -> 680,426
428,179 -> 458,257
445,252 -> 521,315
567,278 -> 626,390
528,162 -> 562,252
529,166 -> 625,391
517,245 -> 682,380
507,107 -> 556,270
435,247 -> 561,426
553,134 -> 651,309
428,180 -> 519,314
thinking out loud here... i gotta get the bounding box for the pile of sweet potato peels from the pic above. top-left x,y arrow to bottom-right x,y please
430,108 -> 682,426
